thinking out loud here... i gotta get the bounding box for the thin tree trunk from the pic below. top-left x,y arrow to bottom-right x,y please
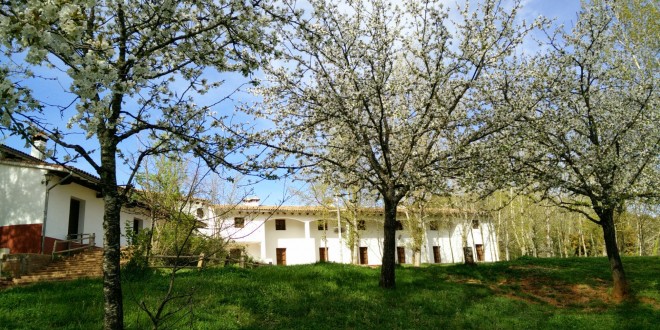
380,196 -> 398,288
579,218 -> 587,257
447,224 -> 455,263
599,207 -> 631,301
545,208 -> 554,257
636,216 -> 643,256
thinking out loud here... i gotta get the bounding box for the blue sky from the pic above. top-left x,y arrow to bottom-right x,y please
1,0 -> 582,206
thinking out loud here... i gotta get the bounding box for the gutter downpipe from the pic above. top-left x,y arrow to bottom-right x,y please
41,171 -> 73,254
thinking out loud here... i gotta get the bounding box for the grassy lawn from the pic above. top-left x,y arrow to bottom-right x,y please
1,256 -> 658,329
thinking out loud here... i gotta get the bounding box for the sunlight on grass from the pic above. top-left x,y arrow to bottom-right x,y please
1,257 -> 659,329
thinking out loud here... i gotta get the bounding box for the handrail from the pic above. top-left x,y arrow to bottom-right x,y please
52,233 -> 96,259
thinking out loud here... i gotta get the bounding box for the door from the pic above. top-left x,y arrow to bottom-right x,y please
276,248 -> 287,265
475,244 -> 485,262
359,247 -> 368,265
397,246 -> 406,264
319,247 -> 328,262
433,246 -> 441,263
68,199 -> 81,238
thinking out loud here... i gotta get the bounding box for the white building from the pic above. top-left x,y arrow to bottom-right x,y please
203,198 -> 499,266
0,143 -> 150,254
1,141 -> 498,265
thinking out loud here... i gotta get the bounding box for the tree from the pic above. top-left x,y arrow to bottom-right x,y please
0,1 -> 276,327
494,2 -> 659,300
252,0 -> 535,288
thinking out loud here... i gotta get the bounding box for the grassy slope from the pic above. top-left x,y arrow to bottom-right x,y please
0,257 -> 658,329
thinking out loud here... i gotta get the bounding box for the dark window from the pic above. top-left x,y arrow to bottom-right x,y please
133,219 -> 143,234
234,217 -> 245,228
275,219 -> 286,230
196,208 -> 205,218
395,220 -> 403,231
472,220 -> 480,229
317,220 -> 327,230
357,220 -> 366,230
429,221 -> 438,231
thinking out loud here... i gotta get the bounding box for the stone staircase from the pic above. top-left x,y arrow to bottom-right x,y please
12,250 -> 103,285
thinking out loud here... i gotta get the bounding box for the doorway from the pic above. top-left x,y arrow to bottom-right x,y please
475,244 -> 485,262
433,246 -> 441,263
67,199 -> 83,238
359,247 -> 368,265
276,248 -> 287,265
397,246 -> 406,264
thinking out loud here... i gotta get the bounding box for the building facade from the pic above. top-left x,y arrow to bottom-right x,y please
0,144 -> 149,254
203,199 -> 499,266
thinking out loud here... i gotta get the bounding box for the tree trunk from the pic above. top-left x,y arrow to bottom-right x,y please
412,249 -> 421,267
599,207 -> 631,301
380,196 -> 398,288
545,209 -> 554,257
100,141 -> 124,329
463,247 -> 475,265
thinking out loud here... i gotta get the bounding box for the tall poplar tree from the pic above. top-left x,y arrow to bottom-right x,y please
0,1 -> 276,328
252,0 -> 535,288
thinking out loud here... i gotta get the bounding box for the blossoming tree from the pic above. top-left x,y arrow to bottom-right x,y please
252,0 -> 535,288
0,1 -> 276,328
492,1 -> 659,300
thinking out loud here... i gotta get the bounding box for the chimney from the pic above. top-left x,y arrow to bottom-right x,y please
30,133 -> 48,160
242,196 -> 260,206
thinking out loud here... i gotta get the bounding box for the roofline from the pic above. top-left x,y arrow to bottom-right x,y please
1,144 -> 101,189
213,204 -> 488,218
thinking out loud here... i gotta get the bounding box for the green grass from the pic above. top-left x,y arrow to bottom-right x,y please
1,257 -> 658,329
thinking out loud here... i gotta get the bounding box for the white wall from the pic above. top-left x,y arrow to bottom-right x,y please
215,209 -> 499,265
0,164 -> 47,227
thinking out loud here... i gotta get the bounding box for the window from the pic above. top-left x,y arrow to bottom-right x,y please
395,220 -> 403,231
275,219 -> 286,230
234,217 -> 245,228
472,220 -> 480,229
357,220 -> 366,231
317,220 -> 327,230
429,221 -> 438,231
196,208 -> 205,218
133,218 -> 143,234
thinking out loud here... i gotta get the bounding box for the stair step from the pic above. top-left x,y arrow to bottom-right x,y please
11,250 -> 104,286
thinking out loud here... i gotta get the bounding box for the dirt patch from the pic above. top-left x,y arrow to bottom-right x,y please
512,277 -> 612,308
639,297 -> 660,310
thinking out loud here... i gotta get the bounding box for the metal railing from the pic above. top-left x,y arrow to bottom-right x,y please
52,233 -> 96,259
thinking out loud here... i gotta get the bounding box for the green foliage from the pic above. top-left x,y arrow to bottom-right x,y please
2,257 -> 659,329
123,225 -> 151,270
